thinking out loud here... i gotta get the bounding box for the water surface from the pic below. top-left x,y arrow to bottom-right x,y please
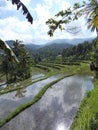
0,75 -> 61,120
32,73 -> 45,81
0,75 -> 94,130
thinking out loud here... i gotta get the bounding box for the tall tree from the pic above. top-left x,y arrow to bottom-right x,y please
12,40 -> 33,81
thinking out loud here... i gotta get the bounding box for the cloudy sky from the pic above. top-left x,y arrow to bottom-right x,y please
0,0 -> 97,44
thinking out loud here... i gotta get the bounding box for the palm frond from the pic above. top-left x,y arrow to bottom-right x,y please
12,0 -> 33,24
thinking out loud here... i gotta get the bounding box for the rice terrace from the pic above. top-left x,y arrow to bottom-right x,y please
0,0 -> 98,130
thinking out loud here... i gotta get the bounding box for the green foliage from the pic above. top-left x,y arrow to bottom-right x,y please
90,113 -> 98,130
62,62 -> 80,65
1,40 -> 34,83
62,41 -> 93,62
39,63 -> 61,70
32,43 -> 72,63
91,39 -> 98,62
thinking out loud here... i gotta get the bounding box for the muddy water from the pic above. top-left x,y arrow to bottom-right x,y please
0,75 -> 94,130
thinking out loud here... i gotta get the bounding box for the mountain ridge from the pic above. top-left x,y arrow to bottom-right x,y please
45,38 -> 94,46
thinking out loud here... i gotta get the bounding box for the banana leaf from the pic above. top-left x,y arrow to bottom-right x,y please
0,39 -> 19,63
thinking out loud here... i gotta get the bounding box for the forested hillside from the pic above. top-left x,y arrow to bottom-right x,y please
6,38 -> 95,63
33,43 -> 72,62
62,41 -> 93,62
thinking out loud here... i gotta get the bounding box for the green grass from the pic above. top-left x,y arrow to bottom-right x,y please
31,67 -> 48,75
35,64 -> 51,72
48,63 -> 66,68
39,63 -> 62,70
70,78 -> 98,130
0,74 -> 74,128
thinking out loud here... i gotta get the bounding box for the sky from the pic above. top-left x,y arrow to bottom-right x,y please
0,0 -> 97,44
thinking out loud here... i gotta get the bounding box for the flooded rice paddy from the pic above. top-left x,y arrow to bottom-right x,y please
0,75 -> 94,130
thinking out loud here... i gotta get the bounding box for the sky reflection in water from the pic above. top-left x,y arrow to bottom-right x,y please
1,75 -> 94,130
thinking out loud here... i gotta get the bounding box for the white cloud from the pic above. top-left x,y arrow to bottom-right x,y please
0,17 -> 33,41
34,4 -> 51,22
1,0 -> 16,11
31,0 -> 72,42
43,0 -> 53,7
21,0 -> 31,6
61,1 -> 71,10
0,0 -> 96,44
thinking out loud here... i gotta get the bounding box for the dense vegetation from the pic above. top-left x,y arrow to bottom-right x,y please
62,41 -> 93,62
29,43 -> 72,63
1,38 -> 97,85
0,40 -> 34,84
24,39 -> 94,63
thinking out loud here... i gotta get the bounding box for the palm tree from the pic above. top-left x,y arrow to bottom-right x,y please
86,0 -> 98,37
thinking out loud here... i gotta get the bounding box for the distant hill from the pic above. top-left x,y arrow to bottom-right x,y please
25,44 -> 44,53
5,40 -> 44,53
45,38 -> 94,45
32,43 -> 73,61
5,38 -> 94,62
38,43 -> 72,54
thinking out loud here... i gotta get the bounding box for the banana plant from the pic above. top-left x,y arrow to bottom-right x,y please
0,39 -> 19,63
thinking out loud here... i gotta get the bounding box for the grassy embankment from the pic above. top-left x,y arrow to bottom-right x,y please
0,62 -> 82,95
70,75 -> 98,130
0,65 -> 57,95
0,62 -> 93,95
40,62 -> 93,75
